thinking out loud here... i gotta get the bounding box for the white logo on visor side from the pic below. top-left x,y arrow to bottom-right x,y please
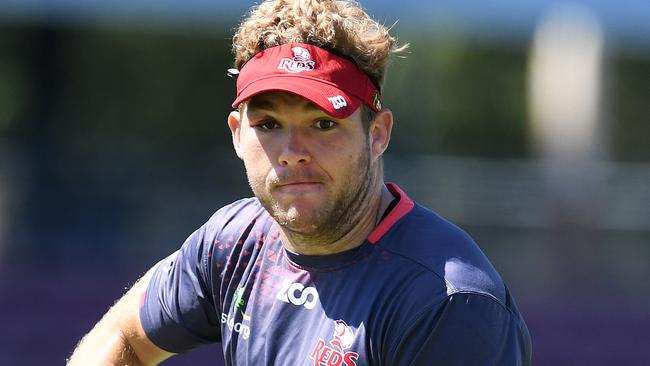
328,95 -> 347,110
278,47 -> 316,73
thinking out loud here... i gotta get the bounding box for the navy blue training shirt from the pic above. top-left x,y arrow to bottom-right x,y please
140,183 -> 532,365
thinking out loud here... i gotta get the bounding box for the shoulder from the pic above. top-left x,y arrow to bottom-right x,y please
202,197 -> 270,237
376,204 -> 531,364
205,197 -> 267,226
376,202 -> 507,305
177,197 -> 272,265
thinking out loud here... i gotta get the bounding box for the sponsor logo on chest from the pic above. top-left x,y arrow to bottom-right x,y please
276,280 -> 319,309
221,287 -> 252,340
221,312 -> 250,340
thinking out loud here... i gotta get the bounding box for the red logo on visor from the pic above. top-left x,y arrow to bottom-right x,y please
278,46 -> 316,73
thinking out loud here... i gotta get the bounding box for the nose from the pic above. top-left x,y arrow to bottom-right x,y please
278,129 -> 311,166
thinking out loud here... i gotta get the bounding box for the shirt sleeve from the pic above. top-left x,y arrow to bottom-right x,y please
139,224 -> 220,353
389,292 -> 532,366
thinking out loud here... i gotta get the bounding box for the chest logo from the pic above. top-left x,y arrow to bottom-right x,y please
310,320 -> 359,366
276,280 -> 319,310
221,287 -> 251,340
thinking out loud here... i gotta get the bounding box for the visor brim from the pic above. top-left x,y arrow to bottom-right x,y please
231,76 -> 363,119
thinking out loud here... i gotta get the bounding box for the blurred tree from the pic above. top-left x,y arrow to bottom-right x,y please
611,54 -> 650,161
0,26 -> 31,136
385,36 -> 529,158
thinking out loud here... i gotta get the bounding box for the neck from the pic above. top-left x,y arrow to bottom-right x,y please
280,183 -> 394,256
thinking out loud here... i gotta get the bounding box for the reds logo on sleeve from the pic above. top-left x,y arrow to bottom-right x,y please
309,320 -> 359,366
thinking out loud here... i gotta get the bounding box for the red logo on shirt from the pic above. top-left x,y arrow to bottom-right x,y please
309,320 -> 359,366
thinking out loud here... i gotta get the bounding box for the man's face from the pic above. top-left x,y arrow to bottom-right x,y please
228,92 -> 378,241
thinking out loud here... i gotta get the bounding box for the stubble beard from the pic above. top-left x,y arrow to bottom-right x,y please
250,148 -> 379,247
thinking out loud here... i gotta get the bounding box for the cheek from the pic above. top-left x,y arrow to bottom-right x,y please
321,138 -> 367,174
242,157 -> 269,196
239,134 -> 273,181
327,138 -> 356,158
243,148 -> 269,176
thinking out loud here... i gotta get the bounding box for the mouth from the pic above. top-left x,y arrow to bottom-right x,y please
278,181 -> 320,187
277,181 -> 321,188
275,181 -> 323,194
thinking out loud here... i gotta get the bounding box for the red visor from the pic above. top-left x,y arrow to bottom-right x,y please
231,43 -> 382,119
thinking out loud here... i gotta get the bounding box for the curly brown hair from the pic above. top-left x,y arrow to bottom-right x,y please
232,0 -> 407,90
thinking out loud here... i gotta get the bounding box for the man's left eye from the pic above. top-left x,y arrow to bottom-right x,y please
314,120 -> 337,130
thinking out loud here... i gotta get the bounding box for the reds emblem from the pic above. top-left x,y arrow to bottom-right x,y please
331,320 -> 354,351
278,46 -> 316,73
292,46 -> 311,62
309,320 -> 359,366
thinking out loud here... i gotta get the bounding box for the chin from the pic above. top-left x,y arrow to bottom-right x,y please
280,206 -> 315,225
275,206 -> 327,231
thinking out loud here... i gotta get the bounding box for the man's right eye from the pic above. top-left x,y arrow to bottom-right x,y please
255,120 -> 281,130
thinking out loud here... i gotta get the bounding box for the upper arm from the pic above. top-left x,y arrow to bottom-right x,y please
69,208 -> 237,366
390,293 -> 531,366
138,226 -> 221,353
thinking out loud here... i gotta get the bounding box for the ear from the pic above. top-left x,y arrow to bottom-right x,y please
368,108 -> 393,161
228,110 -> 243,160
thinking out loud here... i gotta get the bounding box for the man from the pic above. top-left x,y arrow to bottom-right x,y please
68,0 -> 531,365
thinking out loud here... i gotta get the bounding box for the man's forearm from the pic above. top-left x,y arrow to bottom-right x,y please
67,302 -> 148,366
67,270 -> 171,366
